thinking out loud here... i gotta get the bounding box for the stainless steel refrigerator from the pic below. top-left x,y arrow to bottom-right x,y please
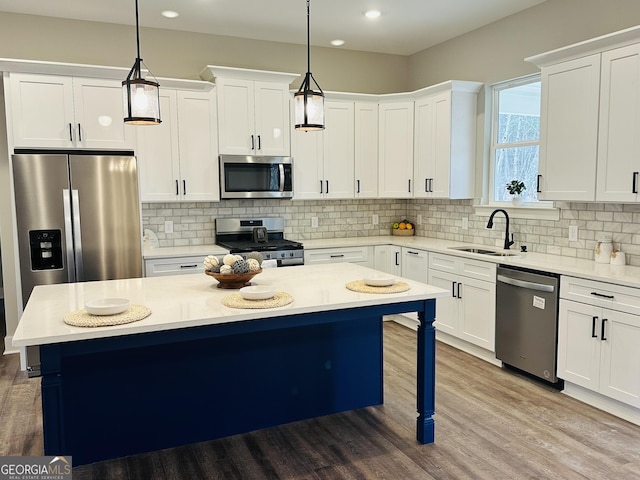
12,152 -> 143,374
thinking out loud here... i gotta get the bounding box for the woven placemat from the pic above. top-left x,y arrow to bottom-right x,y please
222,292 -> 293,309
346,280 -> 410,294
63,305 -> 152,327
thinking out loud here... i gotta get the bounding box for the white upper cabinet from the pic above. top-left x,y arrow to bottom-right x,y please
596,43 -> 640,202
9,73 -> 134,149
354,102 -> 379,198
537,55 -> 600,201
292,100 -> 355,199
136,89 -> 219,202
528,27 -> 640,202
413,81 -> 481,199
378,101 -> 414,198
203,66 -> 298,157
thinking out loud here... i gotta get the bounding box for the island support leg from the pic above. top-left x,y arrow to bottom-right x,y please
416,298 -> 436,444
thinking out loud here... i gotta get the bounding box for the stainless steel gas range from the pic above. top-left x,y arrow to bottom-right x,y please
215,217 -> 304,267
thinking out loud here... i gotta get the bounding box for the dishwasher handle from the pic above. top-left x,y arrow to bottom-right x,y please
497,274 -> 555,293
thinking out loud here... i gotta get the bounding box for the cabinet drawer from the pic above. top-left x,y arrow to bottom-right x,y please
145,256 -> 204,277
560,276 -> 640,316
304,246 -> 373,265
429,252 -> 496,282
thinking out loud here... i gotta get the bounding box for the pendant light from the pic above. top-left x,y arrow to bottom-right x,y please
294,0 -> 324,131
122,0 -> 161,125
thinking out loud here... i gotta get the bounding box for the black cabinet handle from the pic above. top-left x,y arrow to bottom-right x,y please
451,282 -> 456,297
590,292 -> 614,299
457,282 -> 462,299
592,316 -> 598,338
408,179 -> 411,193
330,254 -> 344,258
395,251 -> 399,266
69,123 -> 73,141
180,264 -> 198,269
407,250 -> 419,255
77,123 -> 82,142
601,318 -> 608,341
320,180 -> 323,194
251,135 -> 255,150
633,172 -> 639,194
425,178 -> 429,192
175,180 -> 179,196
429,178 -> 433,192
326,180 -> 329,194
183,180 -> 186,195
257,135 -> 261,150
536,174 -> 542,193
357,179 -> 360,194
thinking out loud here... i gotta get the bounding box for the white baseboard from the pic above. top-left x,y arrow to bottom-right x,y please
562,382 -> 640,427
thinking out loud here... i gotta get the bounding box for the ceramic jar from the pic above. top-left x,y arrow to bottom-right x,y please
594,236 -> 613,264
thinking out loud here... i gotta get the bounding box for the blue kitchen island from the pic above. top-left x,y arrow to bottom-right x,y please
12,263 -> 447,466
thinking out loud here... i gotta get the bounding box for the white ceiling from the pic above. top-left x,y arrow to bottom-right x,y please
0,0 -> 547,55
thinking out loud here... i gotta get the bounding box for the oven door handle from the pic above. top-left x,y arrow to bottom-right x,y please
497,274 -> 555,293
278,164 -> 285,192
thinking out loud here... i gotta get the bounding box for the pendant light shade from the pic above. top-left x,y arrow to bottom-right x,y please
295,0 -> 324,131
123,0 -> 161,125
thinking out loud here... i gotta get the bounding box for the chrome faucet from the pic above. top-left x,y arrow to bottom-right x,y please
487,209 -> 514,250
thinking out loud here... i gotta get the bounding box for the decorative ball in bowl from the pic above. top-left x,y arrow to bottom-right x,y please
205,269 -> 262,289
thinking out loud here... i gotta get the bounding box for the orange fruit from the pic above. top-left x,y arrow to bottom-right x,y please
399,222 -> 406,229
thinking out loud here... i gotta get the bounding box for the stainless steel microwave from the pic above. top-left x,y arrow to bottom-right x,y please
219,155 -> 293,199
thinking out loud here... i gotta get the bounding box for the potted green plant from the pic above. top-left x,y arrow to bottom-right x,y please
506,180 -> 526,205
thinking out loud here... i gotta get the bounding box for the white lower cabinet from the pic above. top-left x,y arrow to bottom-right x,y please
145,256 -> 205,277
558,276 -> 640,409
373,245 -> 402,275
304,246 -> 373,268
428,253 -> 496,352
401,247 -> 428,283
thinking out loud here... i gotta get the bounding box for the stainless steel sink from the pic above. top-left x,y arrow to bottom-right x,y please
448,246 -> 518,257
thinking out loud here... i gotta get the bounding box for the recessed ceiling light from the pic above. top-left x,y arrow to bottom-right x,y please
331,39 -> 345,47
161,10 -> 179,19
365,10 -> 381,19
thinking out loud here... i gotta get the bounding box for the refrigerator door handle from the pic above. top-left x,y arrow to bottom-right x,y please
63,189 -> 76,282
71,189 -> 84,281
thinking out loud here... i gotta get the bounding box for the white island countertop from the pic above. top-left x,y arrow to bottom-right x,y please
12,263 -> 447,347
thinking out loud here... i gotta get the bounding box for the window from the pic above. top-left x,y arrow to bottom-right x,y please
489,75 -> 543,205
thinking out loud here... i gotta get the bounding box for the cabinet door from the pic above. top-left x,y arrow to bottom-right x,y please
428,269 -> 458,335
177,91 -> 220,202
557,300 -> 601,390
378,102 -> 414,198
216,77 -> 254,155
354,102 -> 379,198
413,96 -> 435,198
136,90 -> 181,202
596,44 -> 640,202
254,81 -> 291,156
73,78 -> 134,149
401,247 -> 428,283
458,276 -> 496,351
145,256 -> 205,277
538,55 -> 600,201
373,245 -> 401,275
10,73 -> 75,148
599,309 -> 640,407
291,125 -> 323,199
324,101 -> 354,199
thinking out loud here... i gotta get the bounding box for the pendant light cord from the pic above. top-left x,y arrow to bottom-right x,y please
135,0 -> 141,67
306,0 -> 311,74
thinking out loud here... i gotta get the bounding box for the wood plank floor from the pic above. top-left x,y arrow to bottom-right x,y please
2,321 -> 640,479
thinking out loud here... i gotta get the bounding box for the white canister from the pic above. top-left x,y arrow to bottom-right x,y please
610,249 -> 626,266
594,238 -> 613,264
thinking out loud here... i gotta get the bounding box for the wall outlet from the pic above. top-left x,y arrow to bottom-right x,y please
311,217 -> 318,228
462,217 -> 469,230
164,220 -> 173,234
417,214 -> 423,225
372,214 -> 379,225
569,225 -> 578,242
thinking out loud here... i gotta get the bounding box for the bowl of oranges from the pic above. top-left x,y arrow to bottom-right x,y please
392,219 -> 415,236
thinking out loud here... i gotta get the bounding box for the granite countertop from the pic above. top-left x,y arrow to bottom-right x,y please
12,263 -> 447,347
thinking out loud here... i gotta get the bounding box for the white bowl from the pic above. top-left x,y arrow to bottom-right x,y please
239,286 -> 276,300
363,274 -> 396,287
85,298 -> 130,316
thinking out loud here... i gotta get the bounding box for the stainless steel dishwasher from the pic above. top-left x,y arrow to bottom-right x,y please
496,265 -> 561,385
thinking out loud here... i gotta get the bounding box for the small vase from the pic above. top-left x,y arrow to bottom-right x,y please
512,195 -> 523,206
